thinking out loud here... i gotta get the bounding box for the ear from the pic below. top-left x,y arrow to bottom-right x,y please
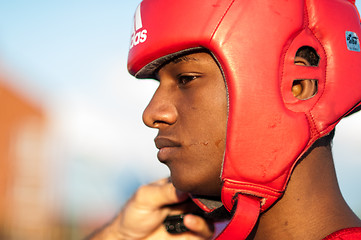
292,79 -> 318,100
292,56 -> 318,100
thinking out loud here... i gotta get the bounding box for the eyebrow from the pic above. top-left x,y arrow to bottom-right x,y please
171,55 -> 199,64
153,54 -> 201,78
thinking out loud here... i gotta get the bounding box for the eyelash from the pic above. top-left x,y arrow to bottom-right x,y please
177,74 -> 199,86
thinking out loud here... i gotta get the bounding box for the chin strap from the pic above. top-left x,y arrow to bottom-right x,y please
215,194 -> 261,240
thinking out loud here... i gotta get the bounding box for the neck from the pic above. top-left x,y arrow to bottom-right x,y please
252,143 -> 361,240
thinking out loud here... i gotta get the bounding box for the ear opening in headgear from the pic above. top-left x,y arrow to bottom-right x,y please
294,46 -> 320,66
292,46 -> 320,100
291,79 -> 318,100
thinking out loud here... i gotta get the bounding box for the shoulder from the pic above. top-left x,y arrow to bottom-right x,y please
323,227 -> 361,240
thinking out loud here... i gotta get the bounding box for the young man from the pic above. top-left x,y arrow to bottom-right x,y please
90,0 -> 361,239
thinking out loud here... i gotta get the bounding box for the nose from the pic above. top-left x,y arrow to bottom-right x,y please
142,85 -> 178,129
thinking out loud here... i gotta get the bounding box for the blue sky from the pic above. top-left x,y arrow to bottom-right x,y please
0,1 -> 136,94
1,0 -> 361,222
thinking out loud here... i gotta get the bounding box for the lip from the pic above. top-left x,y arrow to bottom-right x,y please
154,137 -> 181,162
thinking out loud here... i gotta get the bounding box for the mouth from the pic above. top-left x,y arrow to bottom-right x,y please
154,137 -> 181,163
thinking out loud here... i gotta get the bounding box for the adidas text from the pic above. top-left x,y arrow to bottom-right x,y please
130,29 -> 147,49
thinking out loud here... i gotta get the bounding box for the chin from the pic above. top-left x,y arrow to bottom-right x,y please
170,174 -> 222,196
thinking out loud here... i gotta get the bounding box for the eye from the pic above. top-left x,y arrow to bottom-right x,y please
177,74 -> 199,86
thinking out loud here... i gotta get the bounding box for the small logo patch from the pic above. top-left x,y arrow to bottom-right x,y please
346,31 -> 360,52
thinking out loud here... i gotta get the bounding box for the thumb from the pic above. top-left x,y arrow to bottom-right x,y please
183,214 -> 214,239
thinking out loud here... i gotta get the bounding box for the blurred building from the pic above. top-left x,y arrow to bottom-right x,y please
0,74 -> 54,239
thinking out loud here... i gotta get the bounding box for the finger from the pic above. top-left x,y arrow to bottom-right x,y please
149,177 -> 170,186
150,178 -> 189,204
132,179 -> 189,210
183,214 -> 214,239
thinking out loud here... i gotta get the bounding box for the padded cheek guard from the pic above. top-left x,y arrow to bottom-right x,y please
128,0 -> 361,239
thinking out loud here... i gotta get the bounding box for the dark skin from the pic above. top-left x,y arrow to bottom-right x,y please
142,52 -> 227,196
88,52 -> 361,240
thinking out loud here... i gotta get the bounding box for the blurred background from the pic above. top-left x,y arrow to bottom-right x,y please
0,1 -> 360,239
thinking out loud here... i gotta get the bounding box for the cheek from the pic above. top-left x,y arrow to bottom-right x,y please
170,80 -> 227,194
175,112 -> 226,191
168,102 -> 226,194
170,141 -> 225,195
178,82 -> 227,155
182,83 -> 227,125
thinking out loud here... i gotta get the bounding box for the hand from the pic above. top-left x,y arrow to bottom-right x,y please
88,178 -> 214,240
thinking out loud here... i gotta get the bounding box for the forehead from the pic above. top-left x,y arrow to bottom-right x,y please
158,51 -> 215,71
171,55 -> 201,64
135,48 -> 209,78
155,52 -> 221,81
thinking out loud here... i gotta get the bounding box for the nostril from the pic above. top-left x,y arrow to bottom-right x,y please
152,120 -> 172,129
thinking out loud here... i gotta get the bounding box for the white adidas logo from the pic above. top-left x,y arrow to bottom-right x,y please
130,4 -> 148,49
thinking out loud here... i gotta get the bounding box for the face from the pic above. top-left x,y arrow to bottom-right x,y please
142,52 -> 228,196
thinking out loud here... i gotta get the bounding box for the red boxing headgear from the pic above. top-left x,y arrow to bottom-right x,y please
128,0 -> 361,239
